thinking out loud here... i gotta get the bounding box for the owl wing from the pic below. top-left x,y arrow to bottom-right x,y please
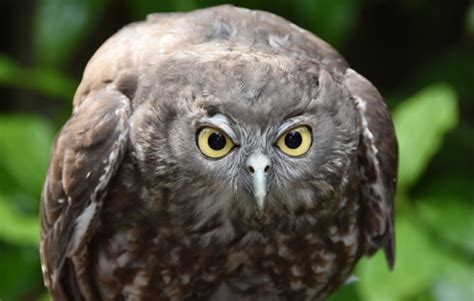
344,68 -> 398,269
40,88 -> 131,300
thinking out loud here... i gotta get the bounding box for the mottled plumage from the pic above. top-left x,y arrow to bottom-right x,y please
40,5 -> 397,301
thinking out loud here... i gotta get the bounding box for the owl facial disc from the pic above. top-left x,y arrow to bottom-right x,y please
245,152 -> 271,214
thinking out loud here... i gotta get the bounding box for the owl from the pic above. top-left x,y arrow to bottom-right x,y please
40,5 -> 397,301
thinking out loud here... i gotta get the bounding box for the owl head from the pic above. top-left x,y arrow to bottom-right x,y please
128,51 -> 360,226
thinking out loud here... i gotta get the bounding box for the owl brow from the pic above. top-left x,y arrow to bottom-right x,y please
283,101 -> 315,119
197,113 -> 239,143
274,116 -> 310,139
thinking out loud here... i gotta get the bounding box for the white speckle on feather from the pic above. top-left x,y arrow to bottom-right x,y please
70,202 -> 97,253
134,271 -> 149,286
97,251 -> 117,280
345,274 -> 359,284
290,280 -> 304,290
330,229 -> 358,247
116,252 -> 130,267
161,270 -> 171,285
180,274 -> 190,284
109,229 -> 135,253
311,259 -> 333,274
291,265 -> 303,277
268,34 -> 289,48
354,95 -> 389,238
277,243 -> 289,257
123,270 -> 149,299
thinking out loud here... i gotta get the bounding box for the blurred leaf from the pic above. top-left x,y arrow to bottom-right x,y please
466,0 -> 474,36
406,50 -> 474,104
0,114 -> 55,197
416,196 -> 474,254
38,292 -> 52,301
0,54 -> 77,100
414,172 -> 474,214
0,244 -> 42,299
172,0 -> 198,11
33,0 -> 108,68
394,84 -> 458,191
432,252 -> 474,301
0,153 -> 41,215
0,159 -> 20,199
327,282 -> 360,301
0,195 -> 39,245
416,121 -> 474,188
399,0 -> 429,12
127,0 -> 198,19
294,0 -> 357,48
127,0 -> 163,19
356,216 -> 440,301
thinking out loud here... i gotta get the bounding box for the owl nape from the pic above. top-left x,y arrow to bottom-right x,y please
40,5 -> 397,301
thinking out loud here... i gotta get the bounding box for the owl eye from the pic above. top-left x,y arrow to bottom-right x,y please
197,127 -> 235,158
276,125 -> 312,157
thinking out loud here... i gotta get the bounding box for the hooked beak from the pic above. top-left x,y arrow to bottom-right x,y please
246,153 -> 271,215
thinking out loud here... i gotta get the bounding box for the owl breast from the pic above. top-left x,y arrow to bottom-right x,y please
89,161 -> 361,301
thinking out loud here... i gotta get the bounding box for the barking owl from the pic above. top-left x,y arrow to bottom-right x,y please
40,5 -> 398,301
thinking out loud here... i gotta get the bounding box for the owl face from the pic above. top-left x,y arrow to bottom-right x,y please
193,113 -> 315,211
130,53 -> 360,221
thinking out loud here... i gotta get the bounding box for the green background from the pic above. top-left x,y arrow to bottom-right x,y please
0,0 -> 472,300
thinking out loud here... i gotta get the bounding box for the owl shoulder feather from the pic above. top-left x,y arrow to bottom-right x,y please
344,68 -> 398,269
40,87 -> 132,299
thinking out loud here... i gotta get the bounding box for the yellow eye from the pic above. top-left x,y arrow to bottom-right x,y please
277,126 -> 312,157
197,127 -> 234,158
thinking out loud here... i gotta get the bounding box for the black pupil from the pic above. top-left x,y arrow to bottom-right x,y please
285,131 -> 302,149
208,131 -> 226,150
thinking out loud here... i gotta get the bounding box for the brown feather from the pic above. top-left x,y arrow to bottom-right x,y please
40,5 -> 398,300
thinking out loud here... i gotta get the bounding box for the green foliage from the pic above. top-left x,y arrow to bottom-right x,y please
0,1 -> 472,300
416,196 -> 474,253
466,1 -> 474,35
0,115 -> 55,198
357,216 -> 441,301
0,245 -> 43,300
0,114 -> 55,248
293,0 -> 357,47
394,84 -> 458,191
0,54 -> 77,100
0,196 -> 39,246
33,0 -> 108,68
127,0 -> 198,18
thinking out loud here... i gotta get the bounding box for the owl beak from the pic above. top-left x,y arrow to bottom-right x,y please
246,153 -> 271,214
